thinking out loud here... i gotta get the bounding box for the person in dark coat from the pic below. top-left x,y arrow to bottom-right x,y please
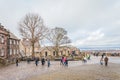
35,57 -> 39,66
16,58 -> 19,66
27,57 -> 30,64
65,59 -> 68,67
41,57 -> 45,65
60,56 -> 64,65
104,56 -> 109,66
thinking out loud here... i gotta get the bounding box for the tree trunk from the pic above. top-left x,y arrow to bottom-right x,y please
55,46 -> 59,57
55,50 -> 59,57
32,43 -> 35,58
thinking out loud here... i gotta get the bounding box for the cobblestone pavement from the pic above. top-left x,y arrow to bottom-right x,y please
0,56 -> 119,80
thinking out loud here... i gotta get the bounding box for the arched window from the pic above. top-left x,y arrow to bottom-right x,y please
68,51 -> 69,54
45,51 -> 48,56
53,51 -> 55,56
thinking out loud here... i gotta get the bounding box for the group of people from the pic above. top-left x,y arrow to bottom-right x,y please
35,57 -> 51,67
15,54 -> 109,68
16,57 -> 50,67
60,56 -> 68,66
82,54 -> 91,63
100,54 -> 109,66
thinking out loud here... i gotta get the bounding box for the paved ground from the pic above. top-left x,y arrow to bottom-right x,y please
28,63 -> 120,80
0,56 -> 119,80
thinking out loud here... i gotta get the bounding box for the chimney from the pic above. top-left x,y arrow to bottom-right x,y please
0,23 -> 4,28
0,23 -> 1,27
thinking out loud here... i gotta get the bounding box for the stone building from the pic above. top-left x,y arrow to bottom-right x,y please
0,24 -> 9,59
8,32 -> 20,60
35,46 -> 80,58
0,24 -> 20,63
20,38 -> 40,57
37,46 -> 55,57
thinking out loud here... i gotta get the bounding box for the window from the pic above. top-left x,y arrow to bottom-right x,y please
12,40 -> 14,44
10,49 -> 12,55
0,49 -> 1,56
0,35 -> 4,44
45,51 -> 48,56
53,51 -> 55,56
14,49 -> 16,54
17,41 -> 19,45
16,41 -> 18,45
17,50 -> 19,54
68,51 -> 69,54
0,48 -> 4,56
14,40 -> 16,44
10,40 -> 12,44
61,51 -> 63,56
1,36 -> 4,43
0,35 -> 1,43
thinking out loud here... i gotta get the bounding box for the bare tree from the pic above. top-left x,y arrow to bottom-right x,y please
47,27 -> 67,56
60,35 -> 71,45
18,13 -> 48,57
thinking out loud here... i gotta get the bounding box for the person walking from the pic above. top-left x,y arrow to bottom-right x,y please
47,58 -> 50,67
104,56 -> 109,66
60,56 -> 64,65
65,58 -> 68,67
41,57 -> 45,66
16,58 -> 19,66
100,57 -> 103,65
27,57 -> 30,64
35,57 -> 39,66
83,56 -> 87,63
63,56 -> 66,66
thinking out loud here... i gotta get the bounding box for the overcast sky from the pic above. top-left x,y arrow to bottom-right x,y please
0,0 -> 120,48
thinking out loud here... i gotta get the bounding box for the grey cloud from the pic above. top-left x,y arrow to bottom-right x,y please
0,0 -> 120,48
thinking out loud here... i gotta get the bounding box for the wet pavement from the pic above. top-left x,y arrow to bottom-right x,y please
0,56 -> 119,80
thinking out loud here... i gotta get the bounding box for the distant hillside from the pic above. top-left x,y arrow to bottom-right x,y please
79,47 -> 120,51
